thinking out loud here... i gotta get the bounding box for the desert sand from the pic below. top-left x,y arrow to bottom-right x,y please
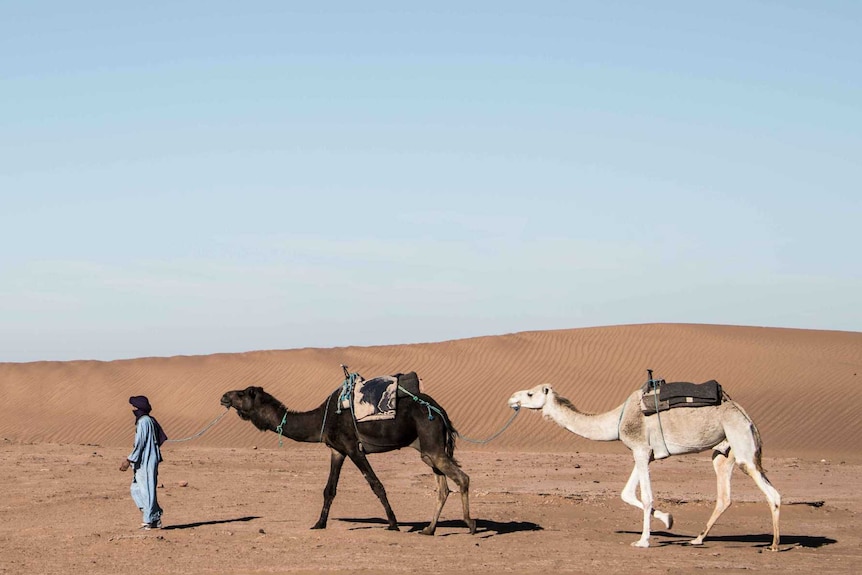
2,323 -> 861,574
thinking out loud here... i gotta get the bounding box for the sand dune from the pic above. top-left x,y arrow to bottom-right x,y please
2,323 -> 860,458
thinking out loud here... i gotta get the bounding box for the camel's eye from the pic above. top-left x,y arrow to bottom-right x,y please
527,392 -> 533,398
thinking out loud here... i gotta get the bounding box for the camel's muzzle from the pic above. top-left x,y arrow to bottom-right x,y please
220,395 -> 233,408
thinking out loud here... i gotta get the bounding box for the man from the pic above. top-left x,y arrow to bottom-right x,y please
119,395 -> 167,529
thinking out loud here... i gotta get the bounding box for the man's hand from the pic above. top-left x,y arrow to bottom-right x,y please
119,460 -> 131,472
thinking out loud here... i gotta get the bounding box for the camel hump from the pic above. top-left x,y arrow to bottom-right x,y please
395,371 -> 422,397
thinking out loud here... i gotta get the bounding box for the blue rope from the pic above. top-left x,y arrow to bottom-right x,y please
397,385 -> 444,420
275,411 -> 287,448
335,372 -> 367,450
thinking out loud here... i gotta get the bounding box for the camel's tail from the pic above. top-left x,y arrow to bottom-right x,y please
438,406 -> 458,460
421,394 -> 458,460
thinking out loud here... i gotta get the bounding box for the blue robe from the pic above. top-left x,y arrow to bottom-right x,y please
128,414 -> 163,524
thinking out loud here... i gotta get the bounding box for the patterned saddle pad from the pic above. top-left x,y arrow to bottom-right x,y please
340,372 -> 422,422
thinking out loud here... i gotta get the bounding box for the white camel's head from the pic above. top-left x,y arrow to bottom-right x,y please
508,384 -> 554,410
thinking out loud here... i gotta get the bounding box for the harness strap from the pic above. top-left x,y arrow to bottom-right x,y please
276,411 -> 287,448
647,376 -> 670,457
616,396 -> 629,439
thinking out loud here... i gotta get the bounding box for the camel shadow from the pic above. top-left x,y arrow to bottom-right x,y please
162,516 -> 261,530
336,517 -> 543,537
615,530 -> 836,549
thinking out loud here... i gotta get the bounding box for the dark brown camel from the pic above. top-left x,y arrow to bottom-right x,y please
220,385 -> 476,535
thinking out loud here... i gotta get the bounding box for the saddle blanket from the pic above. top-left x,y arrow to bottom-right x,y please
341,372 -> 423,422
640,379 -> 723,416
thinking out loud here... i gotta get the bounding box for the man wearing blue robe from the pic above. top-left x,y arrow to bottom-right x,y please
120,396 -> 167,529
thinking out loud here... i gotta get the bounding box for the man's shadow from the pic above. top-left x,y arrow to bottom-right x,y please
336,517 -> 543,538
162,516 -> 260,530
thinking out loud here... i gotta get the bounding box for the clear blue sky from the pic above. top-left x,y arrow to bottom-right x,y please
2,2 -> 860,362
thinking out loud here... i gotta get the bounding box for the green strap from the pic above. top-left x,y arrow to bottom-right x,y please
276,411 -> 287,448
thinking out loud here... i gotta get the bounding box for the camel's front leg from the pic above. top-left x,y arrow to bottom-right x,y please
632,451 -> 654,548
620,465 -> 673,530
349,451 -> 399,531
312,449 -> 346,529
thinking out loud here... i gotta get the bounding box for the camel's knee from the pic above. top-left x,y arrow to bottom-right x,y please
621,489 -> 641,508
434,475 -> 450,499
441,463 -> 469,493
639,492 -> 653,509
458,471 -> 470,493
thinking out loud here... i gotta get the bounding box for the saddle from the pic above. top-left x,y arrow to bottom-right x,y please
339,371 -> 423,422
640,378 -> 723,416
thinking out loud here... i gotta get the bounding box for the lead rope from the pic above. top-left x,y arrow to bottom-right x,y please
454,407 -> 520,444
397,385 -> 521,444
164,408 -> 231,443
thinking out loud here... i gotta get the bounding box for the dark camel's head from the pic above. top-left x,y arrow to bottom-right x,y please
221,386 -> 269,422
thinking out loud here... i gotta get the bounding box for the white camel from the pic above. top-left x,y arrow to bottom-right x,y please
507,383 -> 780,550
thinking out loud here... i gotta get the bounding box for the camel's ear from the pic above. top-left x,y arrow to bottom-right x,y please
244,386 -> 259,398
542,385 -> 550,395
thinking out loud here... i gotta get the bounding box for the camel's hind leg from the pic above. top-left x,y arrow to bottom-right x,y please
725,414 -> 782,551
739,460 -> 781,551
419,459 -> 451,536
690,447 -> 735,546
620,465 -> 673,530
419,451 -> 475,535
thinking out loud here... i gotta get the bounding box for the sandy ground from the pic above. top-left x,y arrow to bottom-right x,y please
2,324 -> 861,573
2,441 -> 859,575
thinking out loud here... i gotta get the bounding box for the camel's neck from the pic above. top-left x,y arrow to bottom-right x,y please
280,407 -> 326,443
253,402 -> 324,443
543,392 -> 623,442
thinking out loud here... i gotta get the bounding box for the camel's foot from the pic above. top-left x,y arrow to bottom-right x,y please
689,535 -> 705,546
310,522 -> 326,530
656,511 -> 673,530
768,542 -> 779,552
467,518 -> 477,535
420,526 -> 435,536
386,523 -> 400,532
631,538 -> 650,548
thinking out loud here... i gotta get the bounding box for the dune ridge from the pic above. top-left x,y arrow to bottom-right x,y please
2,323 -> 859,458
